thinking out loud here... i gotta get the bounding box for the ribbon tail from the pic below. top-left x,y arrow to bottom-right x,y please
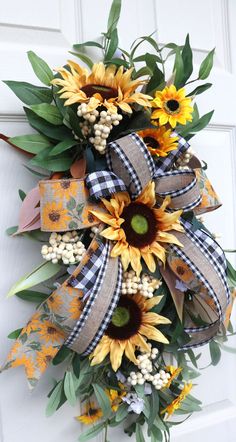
160,264 -> 185,321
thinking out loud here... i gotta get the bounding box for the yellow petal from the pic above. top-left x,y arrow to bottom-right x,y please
110,340 -> 125,371
140,324 -> 169,344
124,341 -> 138,364
143,312 -> 171,325
135,181 -> 156,207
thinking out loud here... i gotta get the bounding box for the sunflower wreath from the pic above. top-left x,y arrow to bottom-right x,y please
1,1 -> 236,441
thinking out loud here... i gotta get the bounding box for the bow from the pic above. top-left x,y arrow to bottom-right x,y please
3,132 -> 230,387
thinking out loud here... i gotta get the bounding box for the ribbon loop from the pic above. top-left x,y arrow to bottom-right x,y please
85,170 -> 127,200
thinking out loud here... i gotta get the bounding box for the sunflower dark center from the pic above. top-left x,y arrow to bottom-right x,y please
49,211 -> 60,222
60,180 -> 71,190
165,99 -> 180,113
81,84 -> 118,100
122,203 -> 157,248
47,326 -> 57,334
143,136 -> 160,150
88,408 -> 98,416
176,265 -> 185,276
106,296 -> 142,340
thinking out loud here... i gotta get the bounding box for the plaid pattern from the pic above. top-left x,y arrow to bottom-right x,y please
83,258 -> 123,355
130,132 -> 155,178
86,171 -> 127,200
107,133 -> 155,199
65,240 -> 111,348
154,131 -> 189,176
182,220 -> 230,304
67,238 -> 105,295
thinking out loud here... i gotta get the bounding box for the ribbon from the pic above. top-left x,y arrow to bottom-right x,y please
3,131 -> 230,385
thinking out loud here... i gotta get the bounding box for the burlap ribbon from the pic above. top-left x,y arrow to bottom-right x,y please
3,131 -> 229,385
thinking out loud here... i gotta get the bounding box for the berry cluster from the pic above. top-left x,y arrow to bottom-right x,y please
176,146 -> 195,170
127,346 -> 171,390
122,270 -> 161,298
76,103 -> 123,154
41,231 -> 86,265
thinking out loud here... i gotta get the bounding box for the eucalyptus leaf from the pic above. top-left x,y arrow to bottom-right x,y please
107,0 -> 121,35
18,189 -> 26,201
173,48 -> 184,89
7,261 -> 61,297
30,104 -> 63,126
49,138 -> 77,156
46,380 -> 64,417
64,371 -> 77,406
181,34 -> 193,83
198,49 -> 215,80
53,346 -> 72,365
24,107 -> 71,141
69,52 -> 93,69
105,28 -> 119,60
27,51 -> 54,86
115,403 -> 128,422
136,423 -> 145,442
8,328 -> 23,339
79,422 -> 105,441
16,289 -> 49,303
187,83 -> 212,97
73,41 -> 103,51
148,389 -> 159,432
9,134 -> 52,154
6,226 -> 18,236
209,340 -> 221,365
4,81 -> 52,105
93,383 -> 112,417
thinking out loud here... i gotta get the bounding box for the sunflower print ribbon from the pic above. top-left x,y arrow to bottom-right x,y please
3,132 -> 229,385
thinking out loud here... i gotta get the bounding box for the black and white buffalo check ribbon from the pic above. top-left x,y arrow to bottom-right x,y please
86,170 -> 127,200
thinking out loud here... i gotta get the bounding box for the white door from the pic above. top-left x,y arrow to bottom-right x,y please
0,1 -> 236,441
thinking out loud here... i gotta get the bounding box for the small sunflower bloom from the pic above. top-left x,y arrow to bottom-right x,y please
161,382 -> 193,417
76,402 -> 103,425
138,127 -> 179,158
151,85 -> 193,128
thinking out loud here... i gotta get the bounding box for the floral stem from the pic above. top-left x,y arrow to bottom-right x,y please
104,422 -> 108,442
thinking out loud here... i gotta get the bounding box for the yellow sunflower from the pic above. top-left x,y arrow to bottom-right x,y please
36,345 -> 58,372
138,127 -> 179,157
169,258 -> 195,283
38,321 -> 65,344
90,181 -> 184,276
41,201 -> 71,231
46,293 -> 63,313
51,61 -> 152,113
90,293 -> 171,371
151,85 -> 193,128
165,365 -> 182,388
68,295 -> 84,320
76,402 -> 103,425
11,354 -> 35,379
51,180 -> 79,201
161,383 -> 193,417
106,387 -> 126,412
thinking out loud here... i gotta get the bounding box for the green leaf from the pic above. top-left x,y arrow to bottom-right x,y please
68,52 -> 93,69
72,353 -> 81,378
9,133 -> 52,154
107,0 -> 121,35
179,110 -> 214,137
6,226 -> 18,236
220,344 -> 236,354
8,328 -> 23,339
92,383 -> 112,418
46,380 -> 64,417
27,51 -> 54,86
105,58 -> 130,69
151,426 -> 163,442
3,81 -> 52,105
30,146 -> 73,171
105,28 -> 119,60
16,289 -> 49,303
18,189 -> 26,201
64,371 -> 77,406
65,107 -> 84,139
7,261 -> 61,297
187,83 -> 212,97
173,48 -> 184,89
53,346 -> 72,365
181,34 -> 193,83
49,138 -> 76,156
67,197 -> 77,210
209,340 -> 221,365
24,107 -> 71,141
73,41 -> 103,51
79,422 -> 105,441
115,403 -> 128,422
148,390 -> 159,432
30,104 -> 63,126
136,423 -> 145,442
199,49 -> 215,80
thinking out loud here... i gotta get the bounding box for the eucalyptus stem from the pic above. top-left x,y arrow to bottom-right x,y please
104,422 -> 108,442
